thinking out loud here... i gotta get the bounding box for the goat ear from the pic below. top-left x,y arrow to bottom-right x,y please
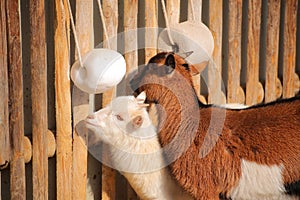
177,51 -> 193,59
136,91 -> 146,103
132,116 -> 143,129
165,54 -> 176,74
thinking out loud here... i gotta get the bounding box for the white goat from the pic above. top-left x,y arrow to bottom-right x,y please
85,92 -> 193,200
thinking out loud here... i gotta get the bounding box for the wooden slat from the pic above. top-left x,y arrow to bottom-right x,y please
6,0 -> 26,199
124,0 -> 139,199
102,0 -> 118,106
0,0 -> 10,170
54,0 -> 73,199
187,0 -> 206,103
166,0 -> 180,24
189,1 -> 205,104
101,0 -> 118,199
71,0 -> 94,199
30,0 -> 48,198
227,0 -> 244,104
208,0 -> 226,104
246,0 -> 262,105
282,0 -> 298,98
145,0 -> 158,63
124,0 -> 138,73
188,0 -> 202,21
265,0 -> 281,102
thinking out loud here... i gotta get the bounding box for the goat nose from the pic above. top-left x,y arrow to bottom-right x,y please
86,114 -> 95,120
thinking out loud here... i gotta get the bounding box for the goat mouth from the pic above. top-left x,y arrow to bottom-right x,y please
85,120 -> 99,128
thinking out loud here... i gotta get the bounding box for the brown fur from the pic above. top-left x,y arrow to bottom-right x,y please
130,52 -> 300,199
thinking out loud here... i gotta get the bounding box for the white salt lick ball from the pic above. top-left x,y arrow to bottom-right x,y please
71,48 -> 126,94
158,21 -> 214,65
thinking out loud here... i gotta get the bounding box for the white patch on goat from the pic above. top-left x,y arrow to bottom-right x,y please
220,103 -> 249,109
230,159 -> 286,200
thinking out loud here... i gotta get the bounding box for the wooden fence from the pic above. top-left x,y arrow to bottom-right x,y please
0,0 -> 300,199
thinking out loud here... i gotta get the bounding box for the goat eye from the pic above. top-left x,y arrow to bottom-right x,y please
116,114 -> 124,121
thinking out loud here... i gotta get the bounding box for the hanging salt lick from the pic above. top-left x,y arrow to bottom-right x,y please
71,48 -> 126,94
158,21 -> 214,65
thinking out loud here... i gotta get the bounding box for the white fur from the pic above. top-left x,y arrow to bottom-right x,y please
220,103 -> 249,109
86,93 -> 192,200
230,159 -> 297,200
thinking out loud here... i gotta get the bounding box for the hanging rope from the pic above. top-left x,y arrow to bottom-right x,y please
65,0 -> 83,67
160,0 -> 176,48
189,0 -> 196,21
96,0 -> 111,49
61,0 -> 112,68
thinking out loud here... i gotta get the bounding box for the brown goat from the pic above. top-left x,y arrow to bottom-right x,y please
130,52 -> 300,200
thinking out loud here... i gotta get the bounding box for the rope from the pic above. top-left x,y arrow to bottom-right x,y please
65,0 -> 83,67
62,0 -> 112,68
189,0 -> 196,21
160,0 -> 175,47
96,0 -> 111,49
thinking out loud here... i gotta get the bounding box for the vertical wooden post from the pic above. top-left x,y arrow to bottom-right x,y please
209,0 -> 226,104
102,0 -> 118,106
282,0 -> 298,98
6,0 -> 26,199
145,0 -> 158,63
166,0 -> 180,24
101,0 -> 118,199
0,0 -> 10,170
246,0 -> 263,105
124,0 -> 139,199
227,0 -> 245,104
0,1 -> 9,198
265,0 -> 281,102
124,0 -> 138,73
72,0 -> 94,199
30,0 -> 48,199
54,0 -> 73,199
187,0 -> 206,103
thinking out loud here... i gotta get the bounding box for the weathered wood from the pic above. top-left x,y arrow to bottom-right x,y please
0,0 -> 10,170
101,0 -> 119,199
30,0 -> 48,198
166,0 -> 180,24
295,73 -> 300,94
6,0 -> 26,199
265,0 -> 281,103
246,0 -> 263,105
188,0 -> 206,104
188,0 -> 201,21
124,0 -> 139,199
47,130 -> 56,157
124,0 -> 138,83
54,0 -> 73,199
71,1 -> 94,199
227,0 -> 245,104
23,136 -> 32,164
282,0 -> 298,98
145,0 -> 158,63
208,0 -> 226,104
275,78 -> 283,99
102,0 -> 118,106
0,1 -> 8,197
72,87 -> 89,199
